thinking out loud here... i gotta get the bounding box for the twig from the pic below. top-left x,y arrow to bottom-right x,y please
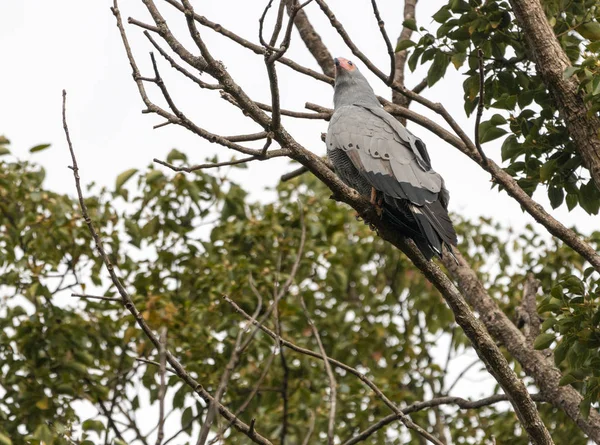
272,253 -> 290,445
369,0 -> 395,85
255,99 -> 330,119
143,30 -> 222,90
153,156 -> 259,173
71,293 -> 122,302
137,358 -> 176,374
474,48 -> 489,165
299,294 -> 336,445
155,327 -> 168,445
300,410 -> 316,445
444,358 -> 481,395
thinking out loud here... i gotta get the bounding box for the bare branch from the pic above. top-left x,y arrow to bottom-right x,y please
136,358 -> 176,374
299,294 -> 336,444
301,410 -> 316,445
144,31 -> 222,90
71,293 -> 122,303
155,327 -> 168,445
369,0 -> 395,85
474,48 -> 489,165
343,393 -> 548,445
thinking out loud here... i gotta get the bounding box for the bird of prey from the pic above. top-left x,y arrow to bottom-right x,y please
326,57 -> 457,260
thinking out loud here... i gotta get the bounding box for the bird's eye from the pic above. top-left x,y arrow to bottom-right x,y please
348,61 -> 353,66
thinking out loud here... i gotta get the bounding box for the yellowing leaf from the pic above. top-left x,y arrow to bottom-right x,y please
115,168 -> 138,191
35,397 -> 49,410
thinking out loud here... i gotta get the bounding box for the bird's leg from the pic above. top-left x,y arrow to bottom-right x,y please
370,187 -> 383,217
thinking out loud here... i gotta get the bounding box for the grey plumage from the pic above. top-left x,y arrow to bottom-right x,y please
326,58 -> 457,259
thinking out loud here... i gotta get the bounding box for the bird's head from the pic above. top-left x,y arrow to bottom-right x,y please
333,57 -> 379,109
334,57 -> 357,74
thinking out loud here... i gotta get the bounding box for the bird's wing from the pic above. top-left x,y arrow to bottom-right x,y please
327,104 -> 443,206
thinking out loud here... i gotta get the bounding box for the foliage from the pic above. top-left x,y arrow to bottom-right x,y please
1,136 -> 597,443
406,0 -> 600,214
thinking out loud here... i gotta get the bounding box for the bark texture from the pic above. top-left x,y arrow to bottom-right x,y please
509,0 -> 600,190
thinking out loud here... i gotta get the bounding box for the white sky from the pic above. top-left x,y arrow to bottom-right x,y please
0,0 -> 593,442
1,0 -> 597,235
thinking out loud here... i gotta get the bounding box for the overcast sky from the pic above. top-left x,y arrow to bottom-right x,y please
1,0 -> 597,236
0,0 -> 593,442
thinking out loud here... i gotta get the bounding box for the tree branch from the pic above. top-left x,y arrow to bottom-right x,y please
342,393 -> 548,445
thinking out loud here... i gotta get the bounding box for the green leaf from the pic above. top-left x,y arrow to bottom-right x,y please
0,432 -> 12,445
559,373 -> 578,386
33,424 -> 54,445
166,148 -> 187,163
563,66 -> 579,79
181,406 -> 194,432
29,143 -> 51,153
115,168 -> 138,191
427,51 -> 451,87
395,39 -> 416,52
146,169 -> 164,184
533,332 -> 555,350
562,276 -> 585,296
554,340 -> 570,365
451,52 -> 466,69
566,193 -> 578,211
82,419 -> 105,434
478,121 -> 508,144
539,159 -> 556,182
548,186 -> 564,209
0,147 -> 10,156
578,180 -> 600,214
577,21 -> 600,41
432,7 -> 452,23
402,19 -> 418,31
580,396 -> 593,419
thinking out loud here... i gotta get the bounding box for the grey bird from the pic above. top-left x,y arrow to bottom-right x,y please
326,57 -> 457,259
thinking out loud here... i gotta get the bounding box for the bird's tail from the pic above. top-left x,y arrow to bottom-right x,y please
409,200 -> 457,260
